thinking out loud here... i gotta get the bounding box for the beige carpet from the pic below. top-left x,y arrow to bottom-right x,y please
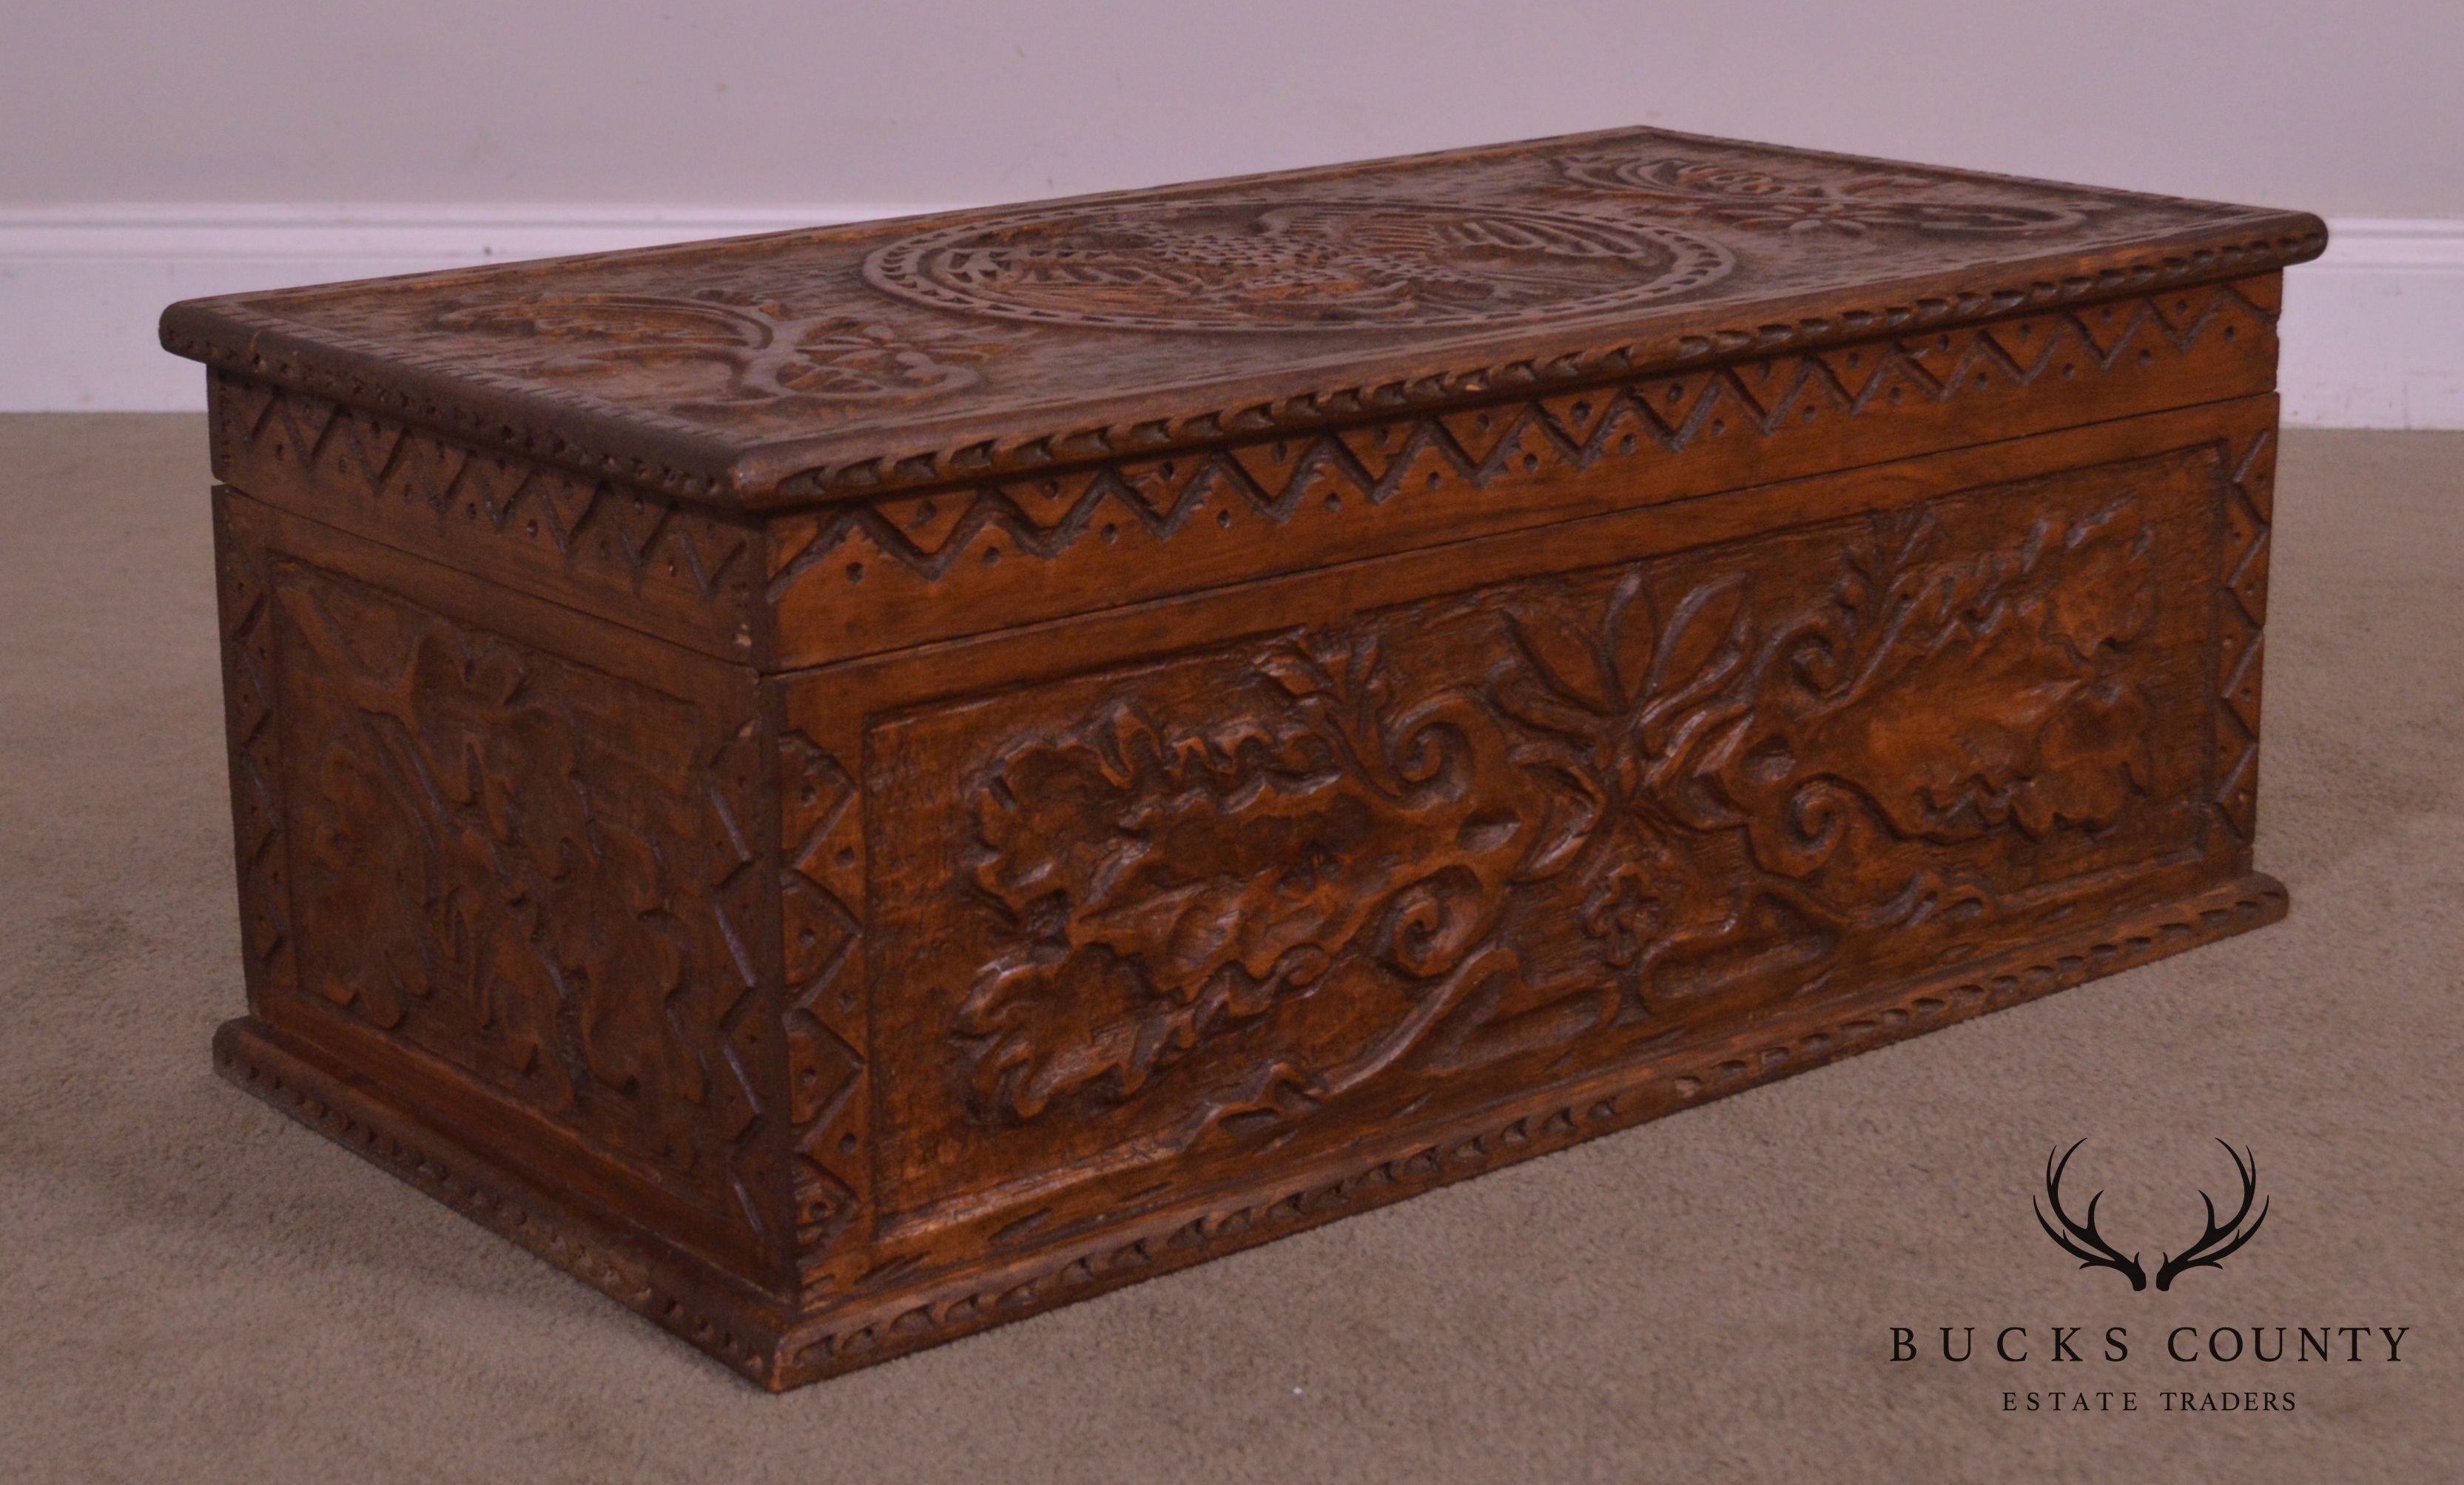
3,415 -> 2459,1483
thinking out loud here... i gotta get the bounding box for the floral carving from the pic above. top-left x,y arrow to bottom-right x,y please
429,288 -> 983,406
940,483 -> 2171,1151
1557,153 -> 2090,237
958,633 -> 1538,1128
1490,499 -> 2157,1012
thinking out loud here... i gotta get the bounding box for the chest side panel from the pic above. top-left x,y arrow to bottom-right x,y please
212,491 -> 790,1281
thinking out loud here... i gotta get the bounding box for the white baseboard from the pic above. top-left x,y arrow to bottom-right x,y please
1,206 -> 2456,427
0,205 -> 950,414
2275,219 -> 2464,429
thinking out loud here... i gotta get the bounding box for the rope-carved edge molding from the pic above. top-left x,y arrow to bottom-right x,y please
767,876 -> 2286,1386
161,223 -> 2323,511
212,875 -> 2286,1390
212,1020 -> 789,1383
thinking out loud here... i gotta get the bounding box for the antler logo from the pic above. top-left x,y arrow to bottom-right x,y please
2036,1139 -> 2270,1292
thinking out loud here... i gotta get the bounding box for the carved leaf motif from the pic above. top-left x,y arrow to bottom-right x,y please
1647,573 -> 1751,706
937,475 -> 2175,1164
1493,672 -> 1608,744
1511,753 -> 1606,882
957,649 -> 1537,1130
1605,571 -> 1660,707
1508,606 -> 1615,714
1257,639 -> 1334,699
275,568 -> 753,1208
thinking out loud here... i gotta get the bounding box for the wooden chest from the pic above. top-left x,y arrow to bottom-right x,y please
161,128 -> 2322,1390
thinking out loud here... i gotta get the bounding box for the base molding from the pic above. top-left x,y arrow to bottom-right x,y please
214,871 -> 2286,1391
212,1018 -> 799,1385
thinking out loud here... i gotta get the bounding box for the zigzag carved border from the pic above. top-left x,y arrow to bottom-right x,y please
206,283 -> 2280,676
2213,431 -> 2274,842
778,728 -> 871,1289
771,228 -> 2320,504
212,502 -> 298,1006
208,370 -> 761,661
762,282 -> 2281,662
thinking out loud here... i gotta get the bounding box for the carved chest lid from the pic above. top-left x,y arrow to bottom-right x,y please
161,127 -> 2323,511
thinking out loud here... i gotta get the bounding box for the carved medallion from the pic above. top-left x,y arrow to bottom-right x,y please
1557,152 -> 2091,237
864,198 -> 1733,331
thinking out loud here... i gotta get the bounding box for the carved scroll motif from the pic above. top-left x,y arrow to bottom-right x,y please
429,289 -> 986,408
938,481 -> 2176,1178
1555,152 -> 2095,237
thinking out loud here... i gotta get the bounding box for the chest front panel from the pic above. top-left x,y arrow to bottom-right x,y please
770,397 -> 2274,1296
